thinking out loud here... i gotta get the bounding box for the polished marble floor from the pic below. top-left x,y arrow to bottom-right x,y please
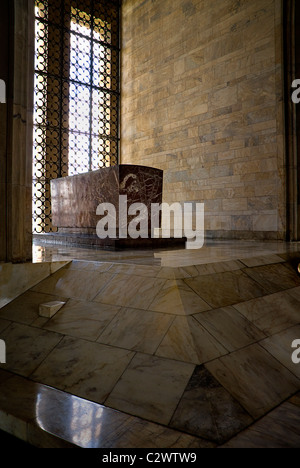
32,237 -> 300,267
0,240 -> 300,447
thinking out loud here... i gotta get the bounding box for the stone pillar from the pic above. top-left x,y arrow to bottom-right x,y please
285,0 -> 300,241
0,0 -> 10,261
0,0 -> 35,262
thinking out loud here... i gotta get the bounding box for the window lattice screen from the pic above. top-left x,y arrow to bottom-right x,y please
33,0 -> 120,233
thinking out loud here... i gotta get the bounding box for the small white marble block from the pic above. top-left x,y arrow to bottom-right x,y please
39,301 -> 66,318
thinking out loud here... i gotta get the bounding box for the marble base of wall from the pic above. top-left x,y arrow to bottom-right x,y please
205,230 -> 286,241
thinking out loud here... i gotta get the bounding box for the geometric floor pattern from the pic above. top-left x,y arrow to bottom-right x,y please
0,243 -> 300,447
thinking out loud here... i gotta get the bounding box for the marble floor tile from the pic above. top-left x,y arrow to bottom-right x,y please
0,323 -> 62,377
43,300 -> 120,342
93,273 -> 166,310
106,353 -> 195,425
98,415 -> 214,449
66,260 -> 113,273
92,263 -> 115,273
27,421 -> 76,448
222,430 -> 285,448
170,366 -> 253,444
0,375 -> 41,441
148,279 -> 211,316
155,316 -> 228,365
259,325 -> 300,379
278,252 -> 300,262
239,254 -> 285,268
31,315 -> 51,329
223,402 -> 300,448
243,263 -> 300,294
206,344 -> 300,419
287,286 -> 300,302
195,260 -> 244,276
185,270 -> 267,309
0,369 -> 15,385
157,266 -> 199,280
32,268 -> 114,302
289,393 -> 300,407
64,260 -> 97,271
50,261 -> 72,274
257,401 -> 300,446
233,291 -> 300,335
0,262 -> 68,309
0,290 -> 69,326
281,260 -> 300,275
31,336 -> 134,404
0,318 -> 10,333
108,263 -> 162,278
194,307 -> 266,353
97,307 -> 174,354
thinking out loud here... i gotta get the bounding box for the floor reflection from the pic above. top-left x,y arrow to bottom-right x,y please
35,386 -> 106,448
33,238 -> 300,267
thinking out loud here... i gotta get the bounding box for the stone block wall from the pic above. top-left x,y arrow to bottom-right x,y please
120,0 -> 286,240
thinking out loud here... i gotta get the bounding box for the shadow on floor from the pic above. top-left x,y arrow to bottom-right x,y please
0,430 -> 35,449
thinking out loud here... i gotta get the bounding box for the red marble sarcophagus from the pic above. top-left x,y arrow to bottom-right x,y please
50,165 -> 164,247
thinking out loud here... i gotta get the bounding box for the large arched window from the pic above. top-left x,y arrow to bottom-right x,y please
32,0 -> 120,233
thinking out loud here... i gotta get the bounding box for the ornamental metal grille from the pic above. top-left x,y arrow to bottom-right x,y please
33,0 -> 120,233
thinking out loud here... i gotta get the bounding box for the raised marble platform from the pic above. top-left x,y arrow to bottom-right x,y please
33,232 -> 186,250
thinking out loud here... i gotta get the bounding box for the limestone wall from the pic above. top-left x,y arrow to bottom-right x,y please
120,0 -> 285,239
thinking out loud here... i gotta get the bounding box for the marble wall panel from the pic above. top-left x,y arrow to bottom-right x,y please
120,0 -> 286,240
